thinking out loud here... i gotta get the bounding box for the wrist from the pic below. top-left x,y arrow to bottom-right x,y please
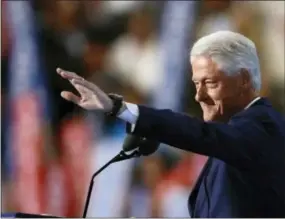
118,101 -> 127,115
105,93 -> 124,117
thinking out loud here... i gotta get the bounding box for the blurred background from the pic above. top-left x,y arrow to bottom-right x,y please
1,0 -> 284,217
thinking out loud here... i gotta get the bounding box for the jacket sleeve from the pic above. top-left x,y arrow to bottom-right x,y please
129,105 -> 272,169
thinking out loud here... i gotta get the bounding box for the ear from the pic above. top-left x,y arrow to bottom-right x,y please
239,68 -> 252,89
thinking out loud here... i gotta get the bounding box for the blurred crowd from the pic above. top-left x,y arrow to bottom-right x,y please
1,0 -> 284,217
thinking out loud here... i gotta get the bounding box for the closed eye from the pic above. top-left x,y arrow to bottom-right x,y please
206,81 -> 216,84
205,81 -> 218,87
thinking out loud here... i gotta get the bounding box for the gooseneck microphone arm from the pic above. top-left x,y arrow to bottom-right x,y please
82,149 -> 141,218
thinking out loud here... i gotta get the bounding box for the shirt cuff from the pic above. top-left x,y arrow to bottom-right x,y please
117,102 -> 139,132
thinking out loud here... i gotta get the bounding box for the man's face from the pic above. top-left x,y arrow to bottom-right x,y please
191,56 -> 244,122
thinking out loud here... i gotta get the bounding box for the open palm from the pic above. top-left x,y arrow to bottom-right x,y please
57,68 -> 113,111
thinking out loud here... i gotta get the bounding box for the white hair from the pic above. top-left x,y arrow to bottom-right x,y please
190,31 -> 261,91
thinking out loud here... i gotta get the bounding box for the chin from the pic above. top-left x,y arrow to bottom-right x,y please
204,117 -> 213,122
203,115 -> 213,122
203,112 -> 220,122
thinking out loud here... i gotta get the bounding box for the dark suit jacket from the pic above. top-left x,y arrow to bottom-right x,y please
129,98 -> 285,217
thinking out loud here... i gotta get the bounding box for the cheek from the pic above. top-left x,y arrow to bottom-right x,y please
208,90 -> 239,112
207,88 -> 225,103
209,81 -> 238,101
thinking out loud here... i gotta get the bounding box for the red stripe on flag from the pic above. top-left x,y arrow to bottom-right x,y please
11,93 -> 45,213
59,115 -> 93,217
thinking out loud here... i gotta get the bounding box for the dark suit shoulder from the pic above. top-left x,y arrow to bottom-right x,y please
231,98 -> 285,128
229,98 -> 285,164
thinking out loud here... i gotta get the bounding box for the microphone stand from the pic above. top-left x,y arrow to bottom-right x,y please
82,149 -> 141,218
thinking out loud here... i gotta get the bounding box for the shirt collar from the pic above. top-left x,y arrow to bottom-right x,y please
244,97 -> 261,110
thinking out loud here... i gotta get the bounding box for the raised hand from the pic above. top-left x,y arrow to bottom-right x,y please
56,68 -> 113,112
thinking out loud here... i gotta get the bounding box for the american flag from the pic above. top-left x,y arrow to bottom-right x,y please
6,0 -> 50,214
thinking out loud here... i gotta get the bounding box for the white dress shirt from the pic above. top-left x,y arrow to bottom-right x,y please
118,97 -> 261,125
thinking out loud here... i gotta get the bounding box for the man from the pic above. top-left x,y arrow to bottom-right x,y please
57,31 -> 285,217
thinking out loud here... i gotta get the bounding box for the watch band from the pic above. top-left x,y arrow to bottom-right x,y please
106,93 -> 124,117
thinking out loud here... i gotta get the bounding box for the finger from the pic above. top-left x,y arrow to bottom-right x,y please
72,83 -> 90,97
72,78 -> 101,94
60,91 -> 81,104
72,78 -> 110,106
56,68 -> 83,80
71,78 -> 111,106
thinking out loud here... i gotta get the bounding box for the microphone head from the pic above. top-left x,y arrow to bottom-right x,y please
122,134 -> 160,155
122,134 -> 142,152
138,138 -> 160,156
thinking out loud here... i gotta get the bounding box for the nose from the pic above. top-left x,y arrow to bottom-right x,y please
195,84 -> 207,102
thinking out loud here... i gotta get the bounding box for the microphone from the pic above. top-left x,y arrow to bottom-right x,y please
82,148 -> 140,218
122,134 -> 142,152
138,138 -> 160,156
123,134 -> 160,155
82,134 -> 159,217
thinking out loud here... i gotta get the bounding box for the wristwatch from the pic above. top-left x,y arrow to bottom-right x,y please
105,93 -> 124,117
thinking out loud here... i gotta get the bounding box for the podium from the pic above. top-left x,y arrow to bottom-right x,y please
1,213 -> 63,218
